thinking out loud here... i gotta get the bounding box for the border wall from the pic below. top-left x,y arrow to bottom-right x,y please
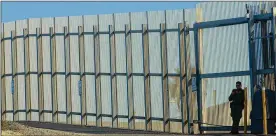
1,1 -> 276,133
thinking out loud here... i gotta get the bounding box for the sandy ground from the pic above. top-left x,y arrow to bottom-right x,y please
1,121 -> 179,136
2,121 -> 91,136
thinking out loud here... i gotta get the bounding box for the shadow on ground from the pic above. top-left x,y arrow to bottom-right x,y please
17,121 -> 179,135
16,121 -> 275,135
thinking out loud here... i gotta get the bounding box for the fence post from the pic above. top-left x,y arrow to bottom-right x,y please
94,25 -> 102,127
1,31 -> 6,121
179,23 -> 188,134
37,27 -> 44,122
142,24 -> 151,131
184,22 -> 192,134
195,7 -> 204,134
23,27 -> 31,121
125,24 -> 135,129
64,26 -> 72,124
11,30 -> 18,121
78,25 -> 87,126
50,26 -> 58,123
11,30 -> 14,121
161,23 -> 169,132
108,25 -> 118,128
0,27 -> 2,135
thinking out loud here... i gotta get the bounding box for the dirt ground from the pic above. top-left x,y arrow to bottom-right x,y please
1,121 -> 176,136
2,121 -> 91,136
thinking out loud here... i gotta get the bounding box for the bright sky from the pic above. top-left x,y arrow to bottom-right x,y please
2,1 -> 198,23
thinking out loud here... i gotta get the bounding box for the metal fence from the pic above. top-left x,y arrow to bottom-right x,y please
1,1 -> 276,134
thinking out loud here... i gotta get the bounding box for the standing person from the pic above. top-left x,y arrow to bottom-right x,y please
228,81 -> 245,134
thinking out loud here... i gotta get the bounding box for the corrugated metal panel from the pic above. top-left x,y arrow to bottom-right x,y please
28,18 -> 40,122
3,21 -> 15,121
129,11 -> 146,117
15,19 -> 27,121
54,16 -> 68,123
68,16 -> 82,124
41,17 -> 53,122
147,10 -> 164,119
83,15 -> 98,125
98,14 -> 113,124
165,9 -> 184,120
114,13 -> 129,123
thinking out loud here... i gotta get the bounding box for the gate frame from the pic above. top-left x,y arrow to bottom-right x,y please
192,7 -> 276,132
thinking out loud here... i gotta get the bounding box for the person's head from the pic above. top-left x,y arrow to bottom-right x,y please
236,81 -> 242,89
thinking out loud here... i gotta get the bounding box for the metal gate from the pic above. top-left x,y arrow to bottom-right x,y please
192,6 -> 276,132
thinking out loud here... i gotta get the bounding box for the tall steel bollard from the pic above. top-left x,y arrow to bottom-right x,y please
261,87 -> 267,135
244,87 -> 248,134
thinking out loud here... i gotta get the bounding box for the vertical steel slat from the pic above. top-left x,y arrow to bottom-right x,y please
94,24 -> 102,127
12,29 -> 18,121
142,24 -> 152,131
49,27 -> 55,123
93,25 -> 98,127
23,28 -> 28,121
37,25 -> 44,122
125,24 -> 135,129
184,23 -> 191,134
50,24 -> 58,123
36,27 -> 42,122
78,26 -> 82,125
10,30 -> 15,121
141,24 -> 146,130
66,16 -> 72,124
79,23 -> 87,126
160,23 -> 169,132
53,19 -> 59,123
78,25 -> 83,125
1,26 -> 7,121
247,6 -> 255,102
109,24 -> 118,128
160,23 -> 165,132
193,27 -> 202,132
25,19 -> 32,121
0,24 -> 3,134
178,23 -> 185,134
13,23 -> 19,121
63,26 -> 69,124
82,16 -> 88,126
109,25 -> 114,128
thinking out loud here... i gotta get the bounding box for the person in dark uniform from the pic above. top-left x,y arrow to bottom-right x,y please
228,81 -> 245,134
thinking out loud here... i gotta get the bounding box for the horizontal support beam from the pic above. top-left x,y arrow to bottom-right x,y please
254,13 -> 272,22
1,28 -> 194,41
2,69 -> 273,79
3,109 -> 182,122
200,71 -> 250,78
1,72 -> 183,78
256,68 -> 274,74
194,17 -> 248,29
194,13 -> 273,29
200,69 -> 275,79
